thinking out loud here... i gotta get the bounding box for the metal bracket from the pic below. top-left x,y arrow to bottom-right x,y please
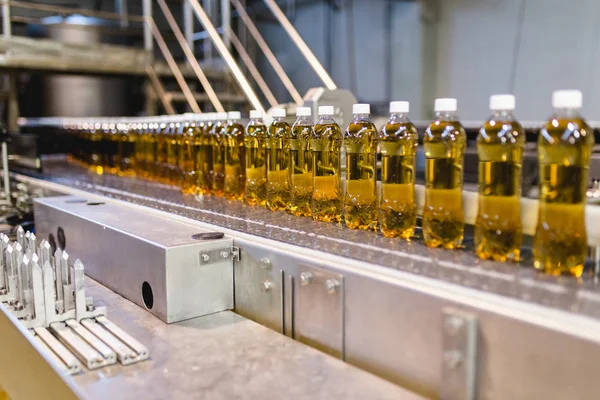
199,246 -> 240,266
441,308 -> 478,400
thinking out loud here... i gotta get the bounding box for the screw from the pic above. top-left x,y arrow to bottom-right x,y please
325,278 -> 340,294
300,272 -> 313,286
443,350 -> 464,369
201,253 -> 210,263
260,257 -> 272,270
86,304 -> 95,312
260,280 -> 273,293
221,251 -> 229,259
444,316 -> 464,336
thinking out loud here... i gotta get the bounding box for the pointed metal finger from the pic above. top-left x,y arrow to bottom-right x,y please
39,240 -> 52,269
74,259 -> 86,322
31,260 -> 44,323
61,251 -> 73,311
0,234 -> 7,289
16,226 -> 24,247
54,248 -> 64,303
18,254 -> 31,315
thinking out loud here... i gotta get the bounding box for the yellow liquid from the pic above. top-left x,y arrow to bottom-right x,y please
245,121 -> 268,206
379,119 -> 418,239
211,122 -> 226,196
475,118 -> 524,262
312,121 -> 342,222
267,120 -> 291,211
534,117 -> 594,277
102,127 -> 120,174
423,118 -> 466,249
144,127 -> 157,179
289,123 -> 313,217
88,131 -> 104,174
179,123 -> 196,195
166,124 -> 180,185
224,121 -> 246,200
118,128 -> 136,177
133,124 -> 146,176
344,118 -> 378,231
194,122 -> 213,195
154,123 -> 168,181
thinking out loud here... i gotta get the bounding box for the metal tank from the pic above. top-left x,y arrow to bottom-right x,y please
41,15 -> 128,117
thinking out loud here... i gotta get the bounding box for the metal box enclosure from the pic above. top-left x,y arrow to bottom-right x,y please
34,196 -> 234,323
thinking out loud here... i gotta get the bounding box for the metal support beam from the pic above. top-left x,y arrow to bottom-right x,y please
7,72 -> 18,132
188,0 -> 265,112
225,27 -> 278,108
142,0 -> 153,53
2,0 -> 10,37
146,17 -> 201,113
221,0 -> 231,50
146,65 -> 176,115
183,0 -> 194,53
156,0 -> 224,112
262,0 -> 336,90
230,0 -> 303,104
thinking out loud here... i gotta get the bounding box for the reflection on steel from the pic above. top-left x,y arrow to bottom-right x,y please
145,65 -> 176,115
225,27 -> 278,108
262,0 -> 336,90
5,1 -> 145,23
188,0 -> 264,112
2,0 -> 10,37
146,17 -> 201,113
221,0 -> 231,50
156,0 -> 224,112
230,0 -> 303,105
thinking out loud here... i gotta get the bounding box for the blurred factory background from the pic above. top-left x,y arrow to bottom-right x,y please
3,0 -> 600,129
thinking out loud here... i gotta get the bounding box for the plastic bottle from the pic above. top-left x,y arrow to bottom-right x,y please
224,111 -> 246,200
534,90 -> 594,277
423,98 -> 466,249
244,110 -> 268,206
344,104 -> 378,230
379,101 -> 418,239
312,106 -> 342,222
288,107 -> 314,217
267,108 -> 291,211
475,95 -> 524,262
210,112 -> 229,195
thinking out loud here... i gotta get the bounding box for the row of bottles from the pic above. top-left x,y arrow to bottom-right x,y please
63,89 -> 594,277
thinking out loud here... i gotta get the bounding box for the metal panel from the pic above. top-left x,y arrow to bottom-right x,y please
296,265 -> 344,359
33,196 -> 234,323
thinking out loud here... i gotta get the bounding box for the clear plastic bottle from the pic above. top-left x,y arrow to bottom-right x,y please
210,112 -> 228,196
423,98 -> 466,249
267,108 -> 291,211
244,110 -> 268,206
475,95 -> 524,262
312,106 -> 342,222
180,114 -> 197,195
379,101 -> 418,239
344,104 -> 378,230
224,111 -> 246,200
118,118 -> 136,177
534,90 -> 594,277
289,107 -> 314,217
196,114 -> 214,195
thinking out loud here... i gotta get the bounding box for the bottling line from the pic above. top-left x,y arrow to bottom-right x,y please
1,1 -> 600,400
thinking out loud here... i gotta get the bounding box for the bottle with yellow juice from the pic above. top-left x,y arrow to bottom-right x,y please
210,112 -> 229,196
224,111 -> 246,200
180,114 -> 197,194
267,108 -> 291,211
288,107 -> 314,217
423,98 -> 466,249
244,110 -> 268,206
534,90 -> 594,277
312,106 -> 342,222
379,101 -> 418,239
118,118 -> 136,177
344,104 -> 378,230
475,95 -> 524,262
154,117 -> 169,181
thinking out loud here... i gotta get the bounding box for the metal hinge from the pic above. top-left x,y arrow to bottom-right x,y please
200,246 -> 240,266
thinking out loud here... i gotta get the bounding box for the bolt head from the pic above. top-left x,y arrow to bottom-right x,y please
445,316 -> 464,336
300,272 -> 313,286
221,251 -> 229,259
325,278 -> 340,294
201,254 -> 210,262
443,350 -> 464,369
260,280 -> 273,292
260,257 -> 271,270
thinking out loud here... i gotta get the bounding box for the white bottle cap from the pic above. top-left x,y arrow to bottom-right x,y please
389,101 -> 409,113
249,110 -> 263,119
228,111 -> 241,120
215,112 -> 228,120
318,106 -> 334,116
271,108 -> 286,118
489,94 -> 515,111
353,103 -> 370,114
552,90 -> 582,109
296,107 -> 312,116
434,98 -> 457,112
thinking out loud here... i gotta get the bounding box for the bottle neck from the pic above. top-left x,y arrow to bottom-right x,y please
353,113 -> 370,121
272,116 -> 285,123
553,107 -> 581,119
317,115 -> 336,124
389,112 -> 410,123
490,109 -> 515,121
434,111 -> 457,121
294,116 -> 313,126
228,119 -> 241,125
249,117 -> 264,124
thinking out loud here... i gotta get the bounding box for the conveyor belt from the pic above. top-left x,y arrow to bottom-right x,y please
17,159 -> 600,323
